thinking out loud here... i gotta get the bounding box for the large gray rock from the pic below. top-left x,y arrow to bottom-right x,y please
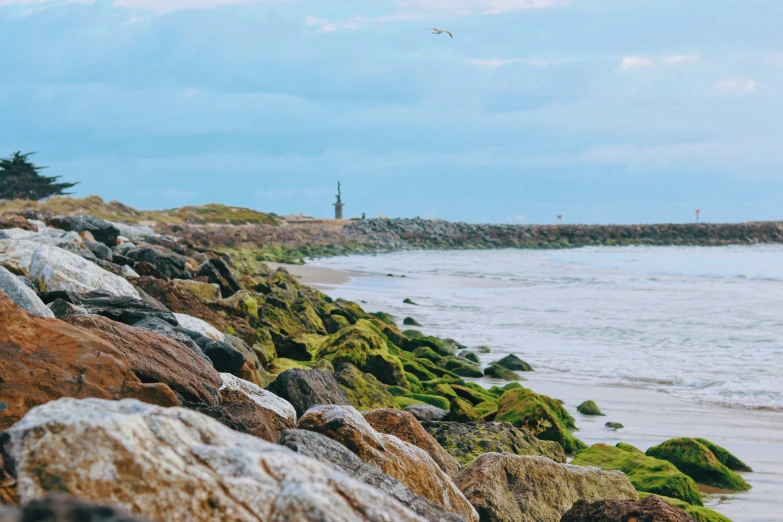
454,453 -> 638,522
405,404 -> 450,422
47,215 -> 121,247
0,496 -> 151,522
0,239 -> 39,276
0,266 -> 54,318
28,244 -> 139,298
2,398 -> 427,522
279,429 -> 467,522
43,290 -> 177,326
267,368 -> 351,417
110,222 -> 154,242
220,373 -> 297,426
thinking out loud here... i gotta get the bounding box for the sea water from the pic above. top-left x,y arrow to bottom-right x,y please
312,245 -> 783,411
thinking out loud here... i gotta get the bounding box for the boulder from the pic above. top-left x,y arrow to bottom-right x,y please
0,293 -> 178,430
492,354 -> 533,372
404,317 -> 422,326
692,438 -> 752,472
0,496 -> 151,522
174,327 -> 245,374
42,290 -> 177,326
483,365 -> 522,381
449,397 -> 482,423
298,405 -> 478,522
83,240 -> 113,261
363,409 -> 462,478
560,495 -> 695,522
195,258 -> 241,298
316,321 -> 407,387
131,316 -> 210,361
128,276 -> 228,332
110,222 -> 154,242
422,421 -> 566,467
0,267 -> 54,317
124,246 -> 192,281
2,398 -> 428,522
171,278 -> 221,303
174,312 -> 225,341
279,429 -> 467,522
495,387 -> 585,454
577,400 -> 604,416
0,215 -> 36,232
266,368 -> 350,418
0,239 -> 42,275
46,215 -> 120,247
27,244 -> 139,298
334,363 -> 397,411
570,444 -> 703,506
64,314 -> 222,406
220,373 -> 297,426
0,229 -> 37,240
645,438 -> 750,491
454,453 -> 638,522
405,404 -> 450,422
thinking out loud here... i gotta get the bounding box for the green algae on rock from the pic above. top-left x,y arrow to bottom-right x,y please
334,363 -> 397,411
399,393 -> 451,411
605,422 -> 624,430
444,358 -> 484,378
694,438 -> 752,472
493,354 -> 534,372
403,298 -> 418,305
571,443 -> 704,506
577,400 -> 605,416
638,492 -> 733,522
403,317 -> 422,326
646,438 -> 751,492
484,364 -> 523,381
458,351 -> 480,364
423,421 -> 567,467
449,396 -> 482,423
495,387 -> 585,454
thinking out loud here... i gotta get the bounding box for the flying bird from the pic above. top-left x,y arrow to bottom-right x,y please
425,27 -> 453,39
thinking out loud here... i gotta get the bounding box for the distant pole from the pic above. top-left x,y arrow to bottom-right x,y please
557,214 -> 563,225
334,181 -> 345,220
695,209 -> 701,224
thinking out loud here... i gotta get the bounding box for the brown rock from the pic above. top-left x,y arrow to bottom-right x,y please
128,276 -> 228,332
65,315 -> 221,406
0,292 -> 178,430
1,495 -> 151,521
560,495 -> 696,522
0,215 -> 36,232
298,405 -> 478,522
185,392 -> 286,443
454,453 -> 638,522
363,409 -> 462,478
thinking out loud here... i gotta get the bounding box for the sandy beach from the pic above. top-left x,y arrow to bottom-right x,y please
285,258 -> 783,522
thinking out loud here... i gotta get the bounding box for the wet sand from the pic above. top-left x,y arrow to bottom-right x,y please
292,262 -> 783,522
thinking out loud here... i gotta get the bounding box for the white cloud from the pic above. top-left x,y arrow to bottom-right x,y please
0,0 -> 293,13
464,57 -> 569,69
619,54 -> 699,71
306,12 -> 425,32
395,0 -> 566,15
717,79 -> 758,95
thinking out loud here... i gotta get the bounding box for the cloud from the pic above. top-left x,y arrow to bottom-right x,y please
464,57 -> 570,69
717,79 -> 758,95
306,12 -> 425,32
619,54 -> 699,71
0,0 -> 293,13
395,0 -> 566,15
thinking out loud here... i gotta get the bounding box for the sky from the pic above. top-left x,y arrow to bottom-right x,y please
1,0 -> 782,224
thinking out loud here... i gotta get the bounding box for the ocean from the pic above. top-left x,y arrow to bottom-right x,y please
311,245 -> 783,411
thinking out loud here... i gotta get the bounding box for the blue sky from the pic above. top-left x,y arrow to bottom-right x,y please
1,0 -> 781,223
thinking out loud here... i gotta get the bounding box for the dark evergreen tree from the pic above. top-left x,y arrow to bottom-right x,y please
0,152 -> 78,201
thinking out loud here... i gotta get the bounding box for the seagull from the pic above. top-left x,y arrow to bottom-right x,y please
425,27 -> 453,39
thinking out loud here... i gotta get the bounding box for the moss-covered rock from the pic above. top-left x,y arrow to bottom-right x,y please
577,400 -> 604,416
403,317 -> 421,326
495,387 -> 585,454
411,346 -> 445,364
423,420 -> 567,467
403,360 -> 438,382
450,384 -> 497,407
458,351 -> 480,364
316,320 -> 407,387
617,443 -> 643,453
605,422 -> 624,430
399,393 -> 451,411
493,354 -> 533,372
369,311 -> 396,326
449,397 -> 482,423
334,363 -> 397,411
405,372 -> 423,393
646,438 -> 750,492
571,443 -> 703,506
443,358 -> 484,378
475,345 -> 492,353
403,298 -> 418,305
484,364 -> 523,381
488,382 -> 523,398
638,493 -> 732,522
694,438 -> 752,472
393,396 -> 427,409
408,336 -> 456,356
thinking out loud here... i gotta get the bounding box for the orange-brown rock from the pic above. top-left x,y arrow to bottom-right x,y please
0,215 -> 36,232
0,292 -> 177,430
362,408 -> 462,478
64,315 -> 221,406
560,495 -> 696,522
298,405 -> 478,522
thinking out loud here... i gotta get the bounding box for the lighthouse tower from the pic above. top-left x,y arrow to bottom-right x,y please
334,181 -> 345,220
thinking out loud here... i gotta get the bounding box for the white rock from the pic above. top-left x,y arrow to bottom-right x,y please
220,373 -> 297,425
0,228 -> 38,240
174,313 -> 225,341
28,244 -> 139,298
110,222 -> 154,242
0,240 -> 40,276
121,265 -> 140,278
3,398 -> 425,522
0,266 -> 54,318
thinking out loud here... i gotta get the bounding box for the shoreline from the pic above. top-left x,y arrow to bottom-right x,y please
286,259 -> 783,522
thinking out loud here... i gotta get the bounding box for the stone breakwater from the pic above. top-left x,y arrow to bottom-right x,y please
344,218 -> 783,251
0,210 -> 752,521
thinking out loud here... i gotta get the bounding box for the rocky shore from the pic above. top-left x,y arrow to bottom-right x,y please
0,203 -> 755,521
